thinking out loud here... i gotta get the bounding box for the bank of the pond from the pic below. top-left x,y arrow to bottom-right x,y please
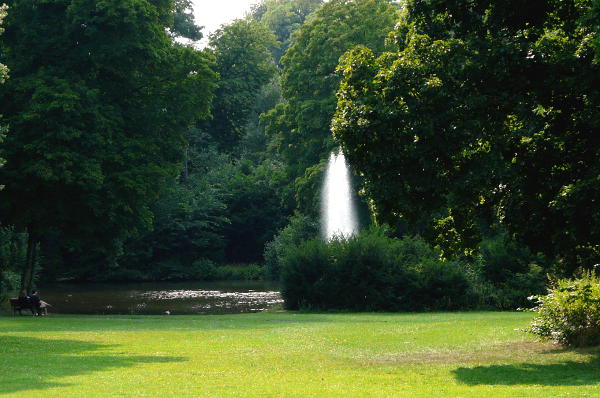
1,312 -> 599,397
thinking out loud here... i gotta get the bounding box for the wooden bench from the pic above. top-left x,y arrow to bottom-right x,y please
9,298 -> 37,315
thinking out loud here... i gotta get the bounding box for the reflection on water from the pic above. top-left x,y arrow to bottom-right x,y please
38,281 -> 283,315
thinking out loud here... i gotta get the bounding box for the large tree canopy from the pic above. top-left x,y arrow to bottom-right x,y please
0,0 -> 216,288
333,0 -> 600,267
200,19 -> 277,152
171,0 -> 203,41
262,0 -> 399,213
251,0 -> 323,63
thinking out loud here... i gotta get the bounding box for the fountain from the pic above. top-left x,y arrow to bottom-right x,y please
322,150 -> 359,240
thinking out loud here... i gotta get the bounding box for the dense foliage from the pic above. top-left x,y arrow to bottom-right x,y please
279,226 -> 548,311
281,228 -> 475,311
264,213 -> 320,280
0,0 -> 217,289
171,0 -> 203,41
251,0 -> 323,63
0,2 -> 7,188
263,0 -> 399,213
0,0 -> 590,314
0,227 -> 25,303
469,233 -> 548,309
333,0 -> 600,268
527,272 -> 600,347
112,2 -> 338,279
220,159 -> 289,263
0,4 -> 13,302
200,19 -> 277,152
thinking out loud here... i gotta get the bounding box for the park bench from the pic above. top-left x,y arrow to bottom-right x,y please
8,298 -> 44,316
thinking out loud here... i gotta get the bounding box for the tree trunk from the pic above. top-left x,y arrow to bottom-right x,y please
182,144 -> 189,183
20,228 -> 37,294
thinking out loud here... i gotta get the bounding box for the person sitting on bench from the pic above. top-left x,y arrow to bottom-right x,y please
19,290 -> 33,313
30,290 -> 42,316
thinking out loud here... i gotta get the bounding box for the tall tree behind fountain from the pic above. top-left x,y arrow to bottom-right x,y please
322,150 -> 358,240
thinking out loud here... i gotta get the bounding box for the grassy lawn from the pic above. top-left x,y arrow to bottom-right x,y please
0,311 -> 598,397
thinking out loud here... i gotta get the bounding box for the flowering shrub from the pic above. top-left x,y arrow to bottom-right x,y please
526,272 -> 600,347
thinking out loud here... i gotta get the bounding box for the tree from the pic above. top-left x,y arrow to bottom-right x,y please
0,3 -> 15,301
119,19 -> 289,277
262,0 -> 399,213
239,75 -> 282,163
220,158 -> 289,263
0,0 -> 216,291
251,0 -> 323,63
0,3 -> 7,190
200,19 -> 277,152
117,145 -> 230,281
171,0 -> 203,41
333,0 -> 600,267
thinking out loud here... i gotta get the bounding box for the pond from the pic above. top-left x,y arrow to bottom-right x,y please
34,281 -> 283,315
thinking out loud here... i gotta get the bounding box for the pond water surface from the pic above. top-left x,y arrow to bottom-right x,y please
36,281 -> 283,315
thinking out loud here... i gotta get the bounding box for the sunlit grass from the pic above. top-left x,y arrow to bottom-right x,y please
1,312 -> 598,397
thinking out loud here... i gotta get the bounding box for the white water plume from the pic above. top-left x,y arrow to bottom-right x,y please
322,150 -> 359,240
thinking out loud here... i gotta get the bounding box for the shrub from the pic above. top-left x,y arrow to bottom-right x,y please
479,232 -> 534,283
327,229 -> 414,311
466,233 -> 548,310
264,213 -> 320,280
214,264 -> 265,281
280,227 -> 474,311
498,264 -> 547,309
526,272 -> 600,347
186,258 -> 218,280
467,260 -> 547,310
413,258 -> 473,311
281,238 -> 333,310
0,270 -> 20,304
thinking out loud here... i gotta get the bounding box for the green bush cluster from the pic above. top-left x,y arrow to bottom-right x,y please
280,228 -> 474,311
526,272 -> 600,347
90,259 -> 264,282
465,248 -> 547,310
278,227 -> 549,311
264,213 -> 320,280
212,264 -> 265,281
467,262 -> 547,310
187,260 -> 265,281
471,233 -> 547,309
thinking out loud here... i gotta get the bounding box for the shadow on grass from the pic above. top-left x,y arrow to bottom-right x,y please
0,335 -> 183,395
0,313 -> 339,333
453,349 -> 600,386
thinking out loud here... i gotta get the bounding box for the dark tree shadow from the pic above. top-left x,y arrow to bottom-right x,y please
0,335 -> 184,395
453,350 -> 600,386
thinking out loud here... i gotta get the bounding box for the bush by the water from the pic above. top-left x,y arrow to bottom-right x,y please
82,259 -> 265,282
280,228 -> 474,311
526,272 -> 600,347
212,264 -> 264,281
147,260 -> 265,281
264,213 -> 320,280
